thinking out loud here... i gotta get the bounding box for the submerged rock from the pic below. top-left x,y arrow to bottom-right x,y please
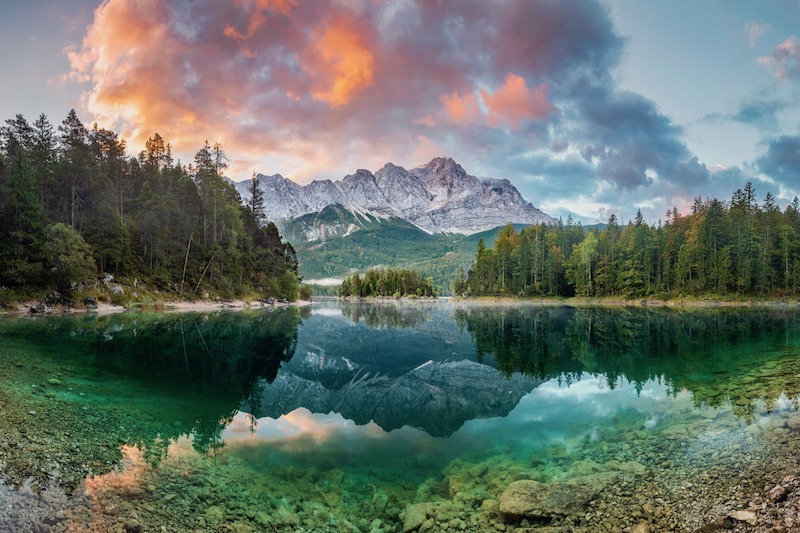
499,479 -> 597,518
402,503 -> 430,532
768,484 -> 788,503
728,510 -> 757,525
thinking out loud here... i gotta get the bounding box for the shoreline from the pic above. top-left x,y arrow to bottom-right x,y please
450,295 -> 800,309
335,294 -> 800,310
5,294 -> 800,315
1,298 -> 312,316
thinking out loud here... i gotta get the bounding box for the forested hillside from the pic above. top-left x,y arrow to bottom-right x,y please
288,205 -> 526,294
459,186 -> 800,299
0,110 -> 301,303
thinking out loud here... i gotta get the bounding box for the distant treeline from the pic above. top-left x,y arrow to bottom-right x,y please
0,110 -> 301,300
339,267 -> 437,298
457,184 -> 800,298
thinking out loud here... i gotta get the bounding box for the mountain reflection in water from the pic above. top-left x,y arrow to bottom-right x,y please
3,302 -> 800,532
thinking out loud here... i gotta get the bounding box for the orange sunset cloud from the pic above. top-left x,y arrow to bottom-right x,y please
441,74 -> 556,130
307,21 -> 375,106
480,73 -> 556,130
442,91 -> 481,125
225,0 -> 297,41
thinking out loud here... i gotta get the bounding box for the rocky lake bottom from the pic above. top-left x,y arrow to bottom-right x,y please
3,303 -> 800,532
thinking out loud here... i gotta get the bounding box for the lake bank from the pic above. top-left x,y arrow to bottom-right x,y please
452,295 -> 800,310
0,298 -> 312,315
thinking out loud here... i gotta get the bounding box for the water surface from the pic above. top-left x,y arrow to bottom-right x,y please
2,301 -> 800,532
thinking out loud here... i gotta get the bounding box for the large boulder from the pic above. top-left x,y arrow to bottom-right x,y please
499,479 -> 597,518
402,503 -> 431,532
29,302 -> 48,314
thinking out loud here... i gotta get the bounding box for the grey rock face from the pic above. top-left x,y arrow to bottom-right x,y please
233,157 -> 555,235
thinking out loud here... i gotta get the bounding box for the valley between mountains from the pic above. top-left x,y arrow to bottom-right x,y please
233,157 -> 555,291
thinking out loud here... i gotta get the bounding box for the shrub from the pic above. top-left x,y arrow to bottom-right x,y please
298,285 -> 313,301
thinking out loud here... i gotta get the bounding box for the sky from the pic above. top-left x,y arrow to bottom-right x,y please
1,0 -> 800,224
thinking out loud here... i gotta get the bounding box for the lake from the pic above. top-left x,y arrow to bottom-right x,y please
2,300 -> 800,532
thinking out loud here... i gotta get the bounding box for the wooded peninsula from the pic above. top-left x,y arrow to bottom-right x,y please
457,186 -> 800,300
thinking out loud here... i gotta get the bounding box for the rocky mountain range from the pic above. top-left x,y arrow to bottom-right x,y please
234,157 -> 555,235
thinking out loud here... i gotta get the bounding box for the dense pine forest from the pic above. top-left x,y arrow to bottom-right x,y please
457,185 -> 800,299
0,110 -> 301,303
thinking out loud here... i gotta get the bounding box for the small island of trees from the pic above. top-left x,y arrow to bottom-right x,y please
339,267 -> 437,298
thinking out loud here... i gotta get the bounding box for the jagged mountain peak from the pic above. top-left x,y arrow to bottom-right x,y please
235,157 -> 555,236
414,156 -> 467,179
255,172 -> 286,184
343,169 -> 375,181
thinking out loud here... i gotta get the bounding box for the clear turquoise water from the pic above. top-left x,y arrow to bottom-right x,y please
2,301 -> 800,532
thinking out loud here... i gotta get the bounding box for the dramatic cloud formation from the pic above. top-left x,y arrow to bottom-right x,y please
66,0 -> 709,221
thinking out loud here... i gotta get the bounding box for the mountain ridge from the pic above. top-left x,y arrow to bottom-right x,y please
234,157 -> 555,235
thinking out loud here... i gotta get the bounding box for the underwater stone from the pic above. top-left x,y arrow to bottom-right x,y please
402,503 -> 431,532
769,484 -> 788,503
728,510 -> 757,525
499,480 -> 597,518
282,513 -> 300,527
786,415 -> 800,432
205,506 -> 224,521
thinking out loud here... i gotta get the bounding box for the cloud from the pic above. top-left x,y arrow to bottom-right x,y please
224,0 -> 297,41
440,74 -> 556,129
65,0 -> 704,223
441,91 -> 481,125
758,135 -> 800,186
745,21 -> 769,47
570,89 -> 704,190
758,36 -> 800,81
480,73 -> 556,130
304,17 -> 375,106
704,99 -> 788,131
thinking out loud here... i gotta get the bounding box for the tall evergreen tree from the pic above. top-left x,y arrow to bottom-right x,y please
247,171 -> 265,222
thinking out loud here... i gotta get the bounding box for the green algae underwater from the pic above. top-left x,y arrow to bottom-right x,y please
3,302 -> 800,532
